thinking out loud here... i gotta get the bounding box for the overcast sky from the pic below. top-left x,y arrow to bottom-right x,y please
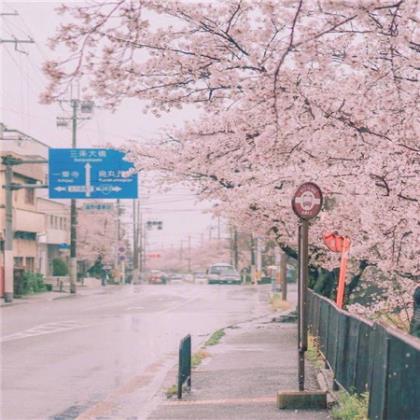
1,1 -> 223,250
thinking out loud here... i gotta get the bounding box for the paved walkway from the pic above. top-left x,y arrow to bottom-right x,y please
148,312 -> 330,420
0,283 -> 117,307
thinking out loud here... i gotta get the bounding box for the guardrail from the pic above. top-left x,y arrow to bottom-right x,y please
177,334 -> 191,399
307,290 -> 420,420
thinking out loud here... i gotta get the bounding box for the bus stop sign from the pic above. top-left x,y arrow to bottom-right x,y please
292,182 -> 323,220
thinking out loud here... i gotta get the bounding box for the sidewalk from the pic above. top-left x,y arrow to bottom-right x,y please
0,282 -> 118,307
148,312 -> 330,420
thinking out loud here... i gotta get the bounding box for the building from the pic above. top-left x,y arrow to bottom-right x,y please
0,125 -> 70,297
0,150 -> 46,296
36,198 -> 70,277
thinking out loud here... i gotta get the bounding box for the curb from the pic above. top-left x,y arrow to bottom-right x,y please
316,366 -> 339,407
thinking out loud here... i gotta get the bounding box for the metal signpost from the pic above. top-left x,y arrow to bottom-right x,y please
49,148 -> 138,199
292,182 -> 323,391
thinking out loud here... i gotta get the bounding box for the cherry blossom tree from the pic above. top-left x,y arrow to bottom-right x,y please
77,206 -> 119,267
43,0 -> 419,319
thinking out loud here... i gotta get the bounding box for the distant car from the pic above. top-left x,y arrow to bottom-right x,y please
207,263 -> 241,285
147,270 -> 167,285
168,273 -> 184,285
194,272 -> 208,284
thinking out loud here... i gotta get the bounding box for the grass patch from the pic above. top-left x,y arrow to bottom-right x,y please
191,349 -> 209,368
306,335 -> 323,368
331,391 -> 369,420
205,329 -> 225,346
269,293 -> 291,312
165,384 -> 177,399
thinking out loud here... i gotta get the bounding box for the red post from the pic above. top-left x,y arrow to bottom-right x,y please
336,238 -> 351,309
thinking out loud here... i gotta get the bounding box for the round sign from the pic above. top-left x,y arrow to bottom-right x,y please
292,182 -> 323,220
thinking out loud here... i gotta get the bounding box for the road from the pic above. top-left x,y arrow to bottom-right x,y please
1,284 -> 272,420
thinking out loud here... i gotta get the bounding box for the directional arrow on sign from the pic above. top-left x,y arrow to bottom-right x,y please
85,163 -> 92,197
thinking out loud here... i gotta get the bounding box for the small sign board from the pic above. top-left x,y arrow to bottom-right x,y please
49,148 -> 138,199
83,203 -> 114,211
292,182 -> 323,220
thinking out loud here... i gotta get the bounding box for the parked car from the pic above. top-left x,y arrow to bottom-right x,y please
168,273 -> 184,285
147,270 -> 168,285
207,263 -> 241,285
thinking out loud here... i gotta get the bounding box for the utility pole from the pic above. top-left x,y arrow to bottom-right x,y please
56,96 -> 94,294
139,208 -> 144,279
232,226 -> 239,270
250,234 -> 256,285
3,162 -> 14,303
114,201 -> 119,277
69,100 -> 78,294
256,237 -> 262,282
132,199 -> 140,283
280,251 -> 288,301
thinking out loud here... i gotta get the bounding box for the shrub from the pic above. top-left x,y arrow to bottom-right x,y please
332,391 -> 369,420
14,271 -> 47,296
52,258 -> 69,276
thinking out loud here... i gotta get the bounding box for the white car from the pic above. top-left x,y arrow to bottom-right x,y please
207,263 -> 241,285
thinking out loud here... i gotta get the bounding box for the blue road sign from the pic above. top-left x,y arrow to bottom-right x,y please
49,148 -> 138,199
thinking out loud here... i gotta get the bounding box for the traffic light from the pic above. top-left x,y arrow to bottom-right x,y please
146,220 -> 163,230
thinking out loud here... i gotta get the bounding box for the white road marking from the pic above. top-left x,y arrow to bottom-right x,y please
1,320 -> 90,343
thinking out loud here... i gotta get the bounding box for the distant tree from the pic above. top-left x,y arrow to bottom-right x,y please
52,258 -> 68,276
87,255 -> 106,279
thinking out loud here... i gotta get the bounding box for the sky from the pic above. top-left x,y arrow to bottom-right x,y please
1,1 -> 225,250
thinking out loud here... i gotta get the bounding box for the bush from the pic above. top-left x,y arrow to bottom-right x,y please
14,271 -> 47,296
332,391 -> 368,420
52,258 -> 69,276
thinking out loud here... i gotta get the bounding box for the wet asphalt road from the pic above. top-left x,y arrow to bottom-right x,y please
1,284 -> 271,420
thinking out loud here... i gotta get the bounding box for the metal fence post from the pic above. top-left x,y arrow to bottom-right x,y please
381,336 -> 390,420
352,322 -> 362,389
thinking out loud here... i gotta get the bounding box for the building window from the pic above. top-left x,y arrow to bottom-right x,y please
25,257 -> 35,272
14,231 -> 37,240
25,188 -> 35,204
14,257 -> 24,268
